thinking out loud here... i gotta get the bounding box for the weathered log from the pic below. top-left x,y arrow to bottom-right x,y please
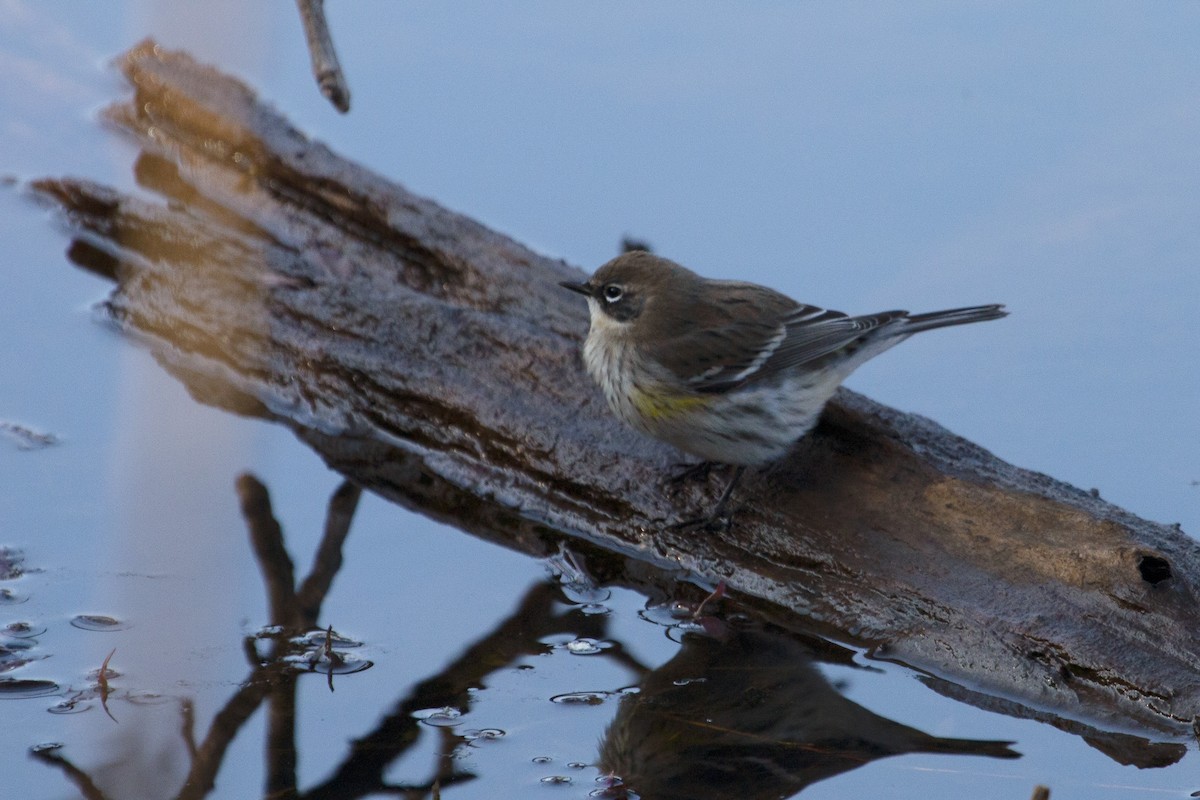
30,40 -> 1200,753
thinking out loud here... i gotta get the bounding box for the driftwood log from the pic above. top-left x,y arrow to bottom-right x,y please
31,41 -> 1200,764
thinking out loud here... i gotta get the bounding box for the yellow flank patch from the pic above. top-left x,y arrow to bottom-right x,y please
632,388 -> 712,420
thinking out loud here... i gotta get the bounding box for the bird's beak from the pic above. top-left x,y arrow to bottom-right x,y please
558,280 -> 592,297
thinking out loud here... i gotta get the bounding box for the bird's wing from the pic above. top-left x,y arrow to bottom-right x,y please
650,302 -> 907,393
750,307 -> 909,381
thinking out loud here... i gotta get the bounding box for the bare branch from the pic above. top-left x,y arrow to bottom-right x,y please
295,0 -> 351,112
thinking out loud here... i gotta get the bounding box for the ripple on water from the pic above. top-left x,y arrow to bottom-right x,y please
550,691 -> 610,706
413,706 -> 463,727
3,622 -> 45,638
638,601 -> 696,626
0,678 -> 60,699
0,588 -> 28,605
564,638 -> 611,656
47,698 -> 92,715
69,615 -> 130,632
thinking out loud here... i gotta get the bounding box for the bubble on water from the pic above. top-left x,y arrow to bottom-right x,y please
550,691 -> 609,706
3,622 -> 45,638
0,588 -> 27,605
48,698 -> 91,715
540,775 -> 572,785
315,654 -> 373,676
589,786 -> 640,799
590,775 -> 639,798
666,621 -> 705,643
0,678 -> 60,699
413,706 -> 463,727
463,728 -> 506,744
638,601 -> 697,626
69,615 -> 130,632
567,761 -> 589,769
297,630 -> 362,648
578,603 -> 610,616
564,638 -> 609,656
282,651 -> 373,676
531,755 -> 553,764
560,582 -> 611,606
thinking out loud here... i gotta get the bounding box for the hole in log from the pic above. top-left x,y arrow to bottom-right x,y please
1137,554 -> 1172,585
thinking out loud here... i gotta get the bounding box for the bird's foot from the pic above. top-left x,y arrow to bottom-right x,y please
665,460 -> 718,490
667,465 -> 746,533
668,510 -> 734,533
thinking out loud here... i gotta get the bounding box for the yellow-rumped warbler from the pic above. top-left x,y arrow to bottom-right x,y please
560,251 -> 1006,524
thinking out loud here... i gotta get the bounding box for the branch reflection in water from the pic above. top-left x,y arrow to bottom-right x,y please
28,472 -> 1025,800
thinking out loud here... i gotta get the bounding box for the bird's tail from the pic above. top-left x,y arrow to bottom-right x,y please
919,734 -> 1022,760
901,304 -> 1007,335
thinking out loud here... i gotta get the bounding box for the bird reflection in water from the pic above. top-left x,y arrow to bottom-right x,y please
598,625 -> 1018,799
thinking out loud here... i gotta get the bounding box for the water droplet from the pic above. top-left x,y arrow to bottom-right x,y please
69,615 -> 130,632
531,755 -> 553,764
550,691 -> 609,706
540,775 -> 571,785
0,678 -> 60,699
414,706 -> 463,727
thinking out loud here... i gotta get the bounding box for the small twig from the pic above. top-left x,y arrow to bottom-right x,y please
97,647 -> 118,723
295,0 -> 351,112
325,623 -> 336,692
693,580 -> 727,619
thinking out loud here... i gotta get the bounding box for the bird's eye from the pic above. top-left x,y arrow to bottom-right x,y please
603,284 -> 624,303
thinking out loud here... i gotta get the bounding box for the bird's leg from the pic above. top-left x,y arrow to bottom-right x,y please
666,460 -> 717,486
664,460 -> 720,499
709,465 -> 747,521
669,465 -> 747,532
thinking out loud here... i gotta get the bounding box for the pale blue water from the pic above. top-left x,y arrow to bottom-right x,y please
2,2 -> 1198,798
